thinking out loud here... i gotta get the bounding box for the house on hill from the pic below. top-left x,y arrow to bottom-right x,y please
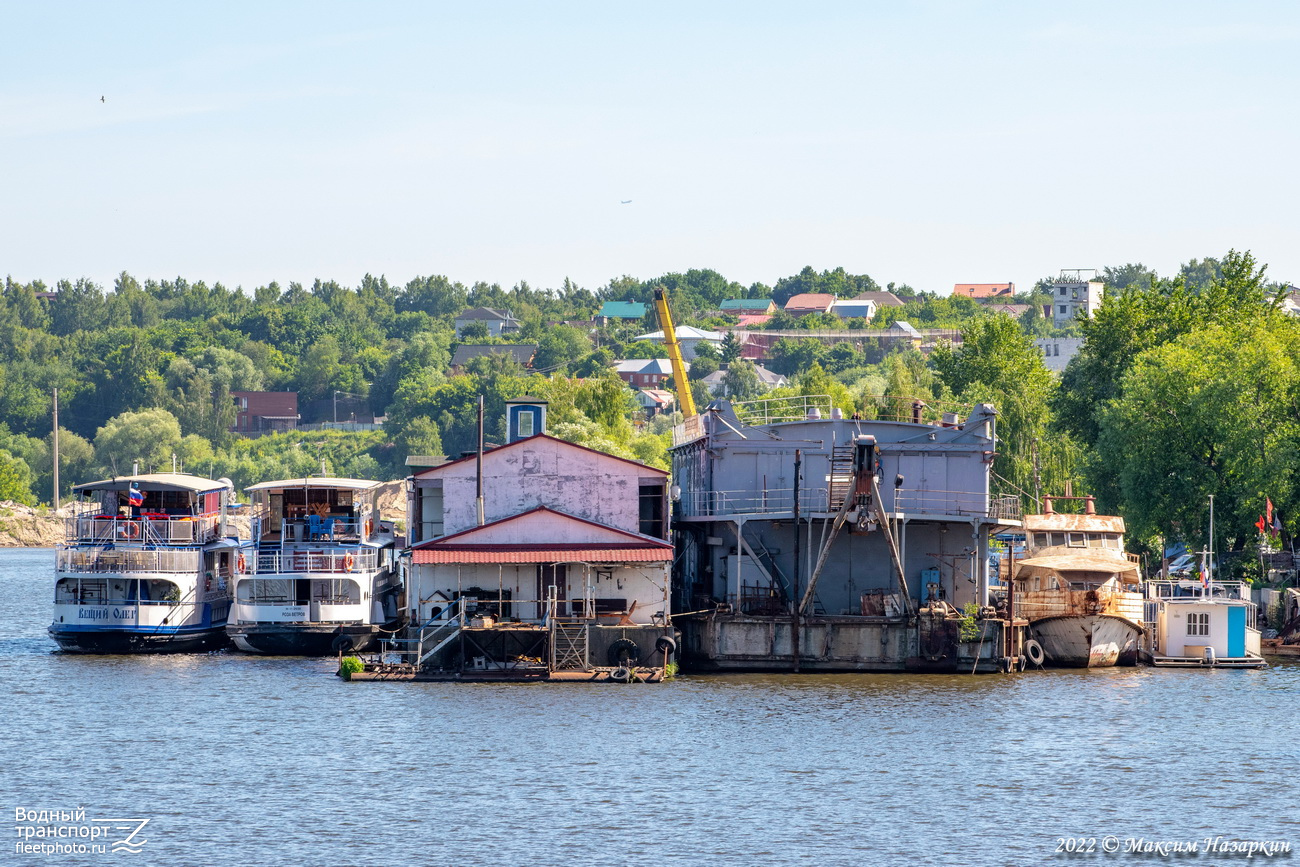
455,307 -> 522,338
854,290 -> 905,308
596,301 -> 647,324
231,391 -> 300,436
952,283 -> 1014,300
829,298 -> 877,320
613,358 -> 680,388
633,325 -> 725,361
449,344 -> 537,375
719,298 -> 776,316
782,293 -> 836,316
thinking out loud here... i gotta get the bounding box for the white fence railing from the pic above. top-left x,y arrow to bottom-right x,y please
56,547 -> 203,574
68,514 -> 220,546
254,549 -> 379,575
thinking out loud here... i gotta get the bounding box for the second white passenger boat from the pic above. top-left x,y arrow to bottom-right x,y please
226,477 -> 405,655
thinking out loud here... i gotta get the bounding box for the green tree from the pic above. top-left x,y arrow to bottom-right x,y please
94,408 -> 184,475
932,316 -> 1071,501
720,359 -> 762,400
720,331 -> 744,364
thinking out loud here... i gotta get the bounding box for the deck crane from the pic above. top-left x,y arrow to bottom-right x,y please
651,287 -> 697,418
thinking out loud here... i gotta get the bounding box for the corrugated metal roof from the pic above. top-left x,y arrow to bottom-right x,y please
412,544 -> 672,564
73,473 -> 229,494
245,477 -> 380,492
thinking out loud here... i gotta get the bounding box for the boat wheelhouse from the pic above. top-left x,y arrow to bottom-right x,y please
50,473 -> 246,653
1012,498 -> 1145,667
1143,579 -> 1266,668
227,477 -> 404,655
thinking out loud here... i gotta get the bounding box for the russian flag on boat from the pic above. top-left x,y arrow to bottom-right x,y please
128,484 -> 144,506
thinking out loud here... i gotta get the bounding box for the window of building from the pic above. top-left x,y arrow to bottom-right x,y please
1059,287 -> 1067,296
1187,611 -> 1209,636
1058,305 -> 1068,315
518,409 -> 535,438
639,481 -> 667,538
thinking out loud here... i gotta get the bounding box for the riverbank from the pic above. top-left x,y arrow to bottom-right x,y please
0,502 -> 67,547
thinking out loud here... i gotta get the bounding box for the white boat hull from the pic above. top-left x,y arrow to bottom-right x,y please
1031,614 -> 1141,667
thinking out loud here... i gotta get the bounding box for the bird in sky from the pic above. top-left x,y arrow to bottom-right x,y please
100,95 -> 105,103
620,199 -> 632,204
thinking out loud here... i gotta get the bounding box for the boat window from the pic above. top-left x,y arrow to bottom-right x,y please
1187,611 -> 1210,636
1049,532 -> 1065,547
1066,532 -> 1086,547
238,578 -> 295,603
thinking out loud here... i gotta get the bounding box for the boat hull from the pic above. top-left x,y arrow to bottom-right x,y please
47,624 -> 230,654
227,623 -> 393,655
1030,614 -> 1141,668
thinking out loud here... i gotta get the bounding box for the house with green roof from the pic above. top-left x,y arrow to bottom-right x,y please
596,301 -> 648,324
719,298 -> 776,315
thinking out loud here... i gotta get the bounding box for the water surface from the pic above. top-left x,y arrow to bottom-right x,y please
3,548 -> 1296,866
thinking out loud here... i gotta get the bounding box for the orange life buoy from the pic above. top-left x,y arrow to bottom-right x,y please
364,519 -> 373,538
118,521 -> 141,540
237,553 -> 247,573
344,552 -> 356,571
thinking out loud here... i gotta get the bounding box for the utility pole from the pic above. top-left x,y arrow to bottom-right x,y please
52,388 -> 60,509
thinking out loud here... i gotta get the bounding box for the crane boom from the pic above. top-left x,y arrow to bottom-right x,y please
652,287 -> 697,418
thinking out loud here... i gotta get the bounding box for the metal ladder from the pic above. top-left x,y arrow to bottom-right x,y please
550,619 -> 589,671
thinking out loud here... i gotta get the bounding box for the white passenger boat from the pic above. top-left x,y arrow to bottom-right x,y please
50,473 -> 247,653
1012,497 -> 1144,667
226,477 -> 404,655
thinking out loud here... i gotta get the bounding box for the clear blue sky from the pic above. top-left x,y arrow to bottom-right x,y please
4,1 -> 1297,295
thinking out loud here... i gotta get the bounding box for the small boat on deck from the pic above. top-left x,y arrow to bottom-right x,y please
226,477 -> 404,655
1012,496 -> 1144,667
50,473 -> 248,653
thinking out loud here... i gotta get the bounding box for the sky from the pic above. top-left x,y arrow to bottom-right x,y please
3,1 -> 1298,296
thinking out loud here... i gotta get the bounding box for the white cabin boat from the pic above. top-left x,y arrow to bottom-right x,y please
1012,498 -> 1144,667
227,477 -> 404,655
1143,579 -> 1266,668
50,473 -> 247,653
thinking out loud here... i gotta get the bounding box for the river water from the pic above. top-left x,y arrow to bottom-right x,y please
3,547 -> 1298,866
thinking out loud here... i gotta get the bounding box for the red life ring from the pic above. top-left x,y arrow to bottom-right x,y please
237,553 -> 247,573
364,520 -> 373,537
118,522 -> 141,540
344,553 -> 356,572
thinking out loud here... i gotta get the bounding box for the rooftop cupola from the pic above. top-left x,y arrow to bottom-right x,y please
505,396 -> 548,443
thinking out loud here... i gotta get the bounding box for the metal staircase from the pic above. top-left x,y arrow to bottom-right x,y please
381,599 -> 464,670
549,619 -> 589,671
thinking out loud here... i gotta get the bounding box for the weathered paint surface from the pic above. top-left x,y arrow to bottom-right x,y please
411,435 -> 665,541
1030,614 -> 1141,667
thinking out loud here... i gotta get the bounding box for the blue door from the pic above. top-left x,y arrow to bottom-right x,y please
1226,605 -> 1246,658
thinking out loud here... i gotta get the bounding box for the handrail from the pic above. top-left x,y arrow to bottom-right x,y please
413,599 -> 465,667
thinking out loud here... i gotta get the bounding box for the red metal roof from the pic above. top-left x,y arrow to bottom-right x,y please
412,543 -> 672,564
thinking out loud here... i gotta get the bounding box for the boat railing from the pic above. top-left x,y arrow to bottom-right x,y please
678,486 -> 1004,521
56,547 -> 203,574
254,549 -> 379,575
67,514 -> 220,546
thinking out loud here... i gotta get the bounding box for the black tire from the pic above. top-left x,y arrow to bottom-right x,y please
1024,639 -> 1045,667
655,635 -> 677,656
331,635 -> 354,654
607,638 -> 641,667
610,666 -> 631,683
1000,656 -> 1013,674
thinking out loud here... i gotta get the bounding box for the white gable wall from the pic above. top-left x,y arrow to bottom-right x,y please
423,439 -> 660,537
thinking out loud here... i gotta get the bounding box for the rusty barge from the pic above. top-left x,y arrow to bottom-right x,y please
669,396 -> 1026,673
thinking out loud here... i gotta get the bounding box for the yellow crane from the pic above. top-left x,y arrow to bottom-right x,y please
651,287 -> 697,418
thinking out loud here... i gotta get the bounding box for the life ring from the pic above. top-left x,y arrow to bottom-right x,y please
364,519 -> 373,537
610,666 -> 631,683
118,522 -> 140,540
344,552 -> 356,571
237,553 -> 247,574
1024,639 -> 1045,667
